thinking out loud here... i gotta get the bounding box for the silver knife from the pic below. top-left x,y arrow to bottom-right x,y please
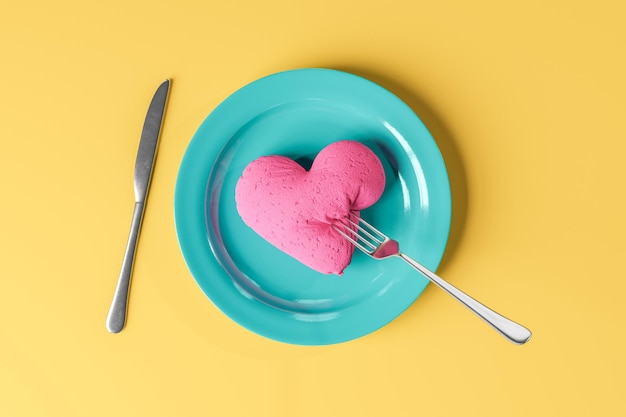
106,79 -> 171,333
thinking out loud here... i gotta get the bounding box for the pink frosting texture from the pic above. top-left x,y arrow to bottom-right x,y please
235,140 -> 386,275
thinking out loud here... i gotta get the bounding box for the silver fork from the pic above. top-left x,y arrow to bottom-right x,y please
333,213 -> 532,345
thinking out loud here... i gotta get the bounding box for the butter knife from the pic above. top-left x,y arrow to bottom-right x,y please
106,79 -> 171,333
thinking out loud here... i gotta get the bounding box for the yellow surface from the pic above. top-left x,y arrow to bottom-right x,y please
1,0 -> 625,415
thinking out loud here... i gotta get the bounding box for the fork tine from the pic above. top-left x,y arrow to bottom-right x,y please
344,215 -> 384,244
337,222 -> 378,250
351,213 -> 385,236
348,212 -> 388,242
336,214 -> 383,249
332,224 -> 373,254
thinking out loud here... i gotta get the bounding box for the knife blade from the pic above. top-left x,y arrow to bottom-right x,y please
106,79 -> 170,333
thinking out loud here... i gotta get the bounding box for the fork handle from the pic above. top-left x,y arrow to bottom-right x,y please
398,253 -> 532,344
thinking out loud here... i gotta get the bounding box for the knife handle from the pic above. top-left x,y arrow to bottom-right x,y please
106,202 -> 144,333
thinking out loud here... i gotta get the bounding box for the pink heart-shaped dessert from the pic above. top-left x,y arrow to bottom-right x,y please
235,140 -> 386,275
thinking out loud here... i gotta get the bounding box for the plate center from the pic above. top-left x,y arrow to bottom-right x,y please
204,99 -> 420,314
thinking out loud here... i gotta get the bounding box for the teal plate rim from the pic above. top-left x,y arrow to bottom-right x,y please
174,68 -> 451,345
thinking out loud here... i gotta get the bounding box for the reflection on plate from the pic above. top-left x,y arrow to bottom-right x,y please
174,69 -> 451,345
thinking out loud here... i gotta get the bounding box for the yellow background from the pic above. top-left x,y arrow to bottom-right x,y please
2,0 -> 625,416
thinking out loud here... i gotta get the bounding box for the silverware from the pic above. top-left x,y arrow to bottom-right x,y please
106,80 -> 171,333
333,213 -> 532,344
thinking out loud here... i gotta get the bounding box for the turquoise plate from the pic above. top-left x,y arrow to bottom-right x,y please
174,69 -> 451,345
